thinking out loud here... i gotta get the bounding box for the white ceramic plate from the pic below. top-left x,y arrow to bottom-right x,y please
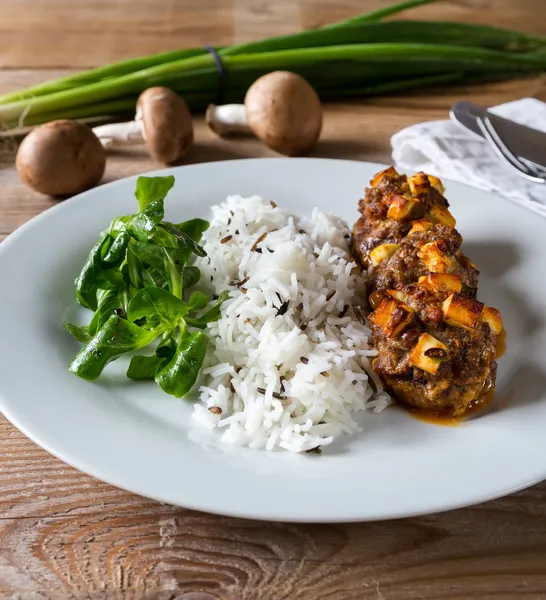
1,158 -> 545,523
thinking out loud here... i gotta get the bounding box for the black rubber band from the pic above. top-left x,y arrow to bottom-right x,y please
203,45 -> 226,104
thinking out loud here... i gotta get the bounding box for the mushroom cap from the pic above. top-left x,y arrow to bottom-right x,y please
137,87 -> 194,164
244,71 -> 323,156
15,120 -> 106,197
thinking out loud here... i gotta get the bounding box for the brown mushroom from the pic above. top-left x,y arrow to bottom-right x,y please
206,71 -> 323,156
16,119 -> 106,197
92,87 -> 193,164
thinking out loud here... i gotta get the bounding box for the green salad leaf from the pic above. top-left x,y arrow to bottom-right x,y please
130,241 -> 181,298
69,315 -> 162,380
181,266 -> 201,290
185,290 -> 230,329
88,288 -> 123,335
65,323 -> 93,344
187,291 -> 209,312
157,222 -> 207,257
66,175 -> 227,399
103,230 -> 129,266
74,231 -> 113,310
127,334 -> 177,381
134,175 -> 175,212
155,328 -> 209,398
128,287 -> 188,327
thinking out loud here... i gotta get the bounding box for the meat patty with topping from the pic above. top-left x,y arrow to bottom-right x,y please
352,167 -> 503,417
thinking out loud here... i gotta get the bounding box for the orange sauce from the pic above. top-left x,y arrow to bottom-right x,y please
408,408 -> 459,427
405,389 -> 497,427
496,329 -> 507,358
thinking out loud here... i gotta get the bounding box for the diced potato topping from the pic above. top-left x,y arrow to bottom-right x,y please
428,174 -> 445,194
368,290 -> 384,309
442,292 -> 484,330
480,306 -> 503,335
428,205 -> 456,227
408,218 -> 433,236
370,166 -> 398,188
369,243 -> 400,267
374,296 -> 414,337
418,273 -> 462,295
387,194 -> 420,221
386,289 -> 408,303
409,333 -> 448,375
407,172 -> 430,196
418,242 -> 452,273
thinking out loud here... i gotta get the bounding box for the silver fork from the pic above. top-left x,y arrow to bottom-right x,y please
476,114 -> 546,184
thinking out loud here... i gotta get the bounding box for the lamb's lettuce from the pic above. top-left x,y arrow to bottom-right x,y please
66,175 -> 228,398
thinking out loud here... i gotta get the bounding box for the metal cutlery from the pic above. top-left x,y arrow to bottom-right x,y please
450,100 -> 546,183
476,114 -> 546,183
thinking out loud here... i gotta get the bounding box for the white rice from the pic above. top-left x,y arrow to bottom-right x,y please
192,195 -> 390,452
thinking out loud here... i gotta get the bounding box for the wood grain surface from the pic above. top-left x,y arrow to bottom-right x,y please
1,1 -> 546,598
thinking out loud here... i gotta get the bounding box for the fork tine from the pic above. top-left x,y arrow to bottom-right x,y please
481,116 -> 539,178
483,112 -> 546,180
519,157 -> 546,177
476,116 -> 546,184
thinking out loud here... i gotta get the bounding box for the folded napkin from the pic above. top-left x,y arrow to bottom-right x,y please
391,98 -> 546,218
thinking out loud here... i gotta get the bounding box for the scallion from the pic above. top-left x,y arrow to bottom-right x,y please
0,0 -> 544,131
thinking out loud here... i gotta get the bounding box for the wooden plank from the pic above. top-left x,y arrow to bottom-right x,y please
1,0 -> 545,69
0,0 -> 236,68
299,0 -> 546,32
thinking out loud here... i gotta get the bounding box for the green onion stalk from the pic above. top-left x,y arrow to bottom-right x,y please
0,0 -> 544,131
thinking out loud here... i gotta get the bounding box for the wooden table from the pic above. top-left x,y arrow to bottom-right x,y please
1,1 -> 546,597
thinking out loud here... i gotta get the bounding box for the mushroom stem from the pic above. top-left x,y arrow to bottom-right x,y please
92,120 -> 144,148
205,104 -> 250,137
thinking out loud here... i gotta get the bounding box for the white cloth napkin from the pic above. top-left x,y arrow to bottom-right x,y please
391,98 -> 546,218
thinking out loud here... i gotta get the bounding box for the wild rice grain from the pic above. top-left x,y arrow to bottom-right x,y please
251,232 -> 268,252
220,235 -> 232,244
276,301 -> 289,316
338,304 -> 349,318
326,290 -> 336,301
353,305 -> 366,325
